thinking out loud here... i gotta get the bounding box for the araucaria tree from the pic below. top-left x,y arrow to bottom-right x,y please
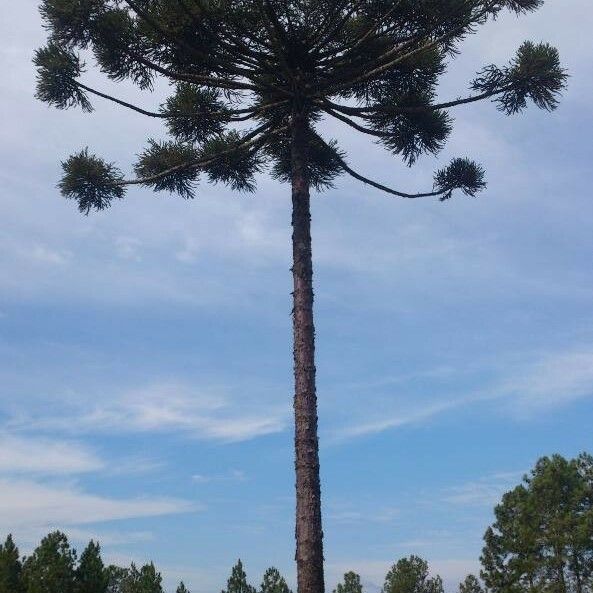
34,2 -> 566,592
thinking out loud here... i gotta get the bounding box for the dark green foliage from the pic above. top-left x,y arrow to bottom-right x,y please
123,563 -> 163,593
76,541 -> 108,593
35,0 -> 566,210
268,132 -> 345,191
162,85 -> 229,143
105,565 -> 128,593
333,571 -> 363,593
383,556 -> 444,593
0,534 -> 170,593
480,453 -> 593,593
59,149 -> 125,214
91,8 -> 153,90
134,140 -> 200,198
0,535 -> 24,593
222,560 -> 256,593
368,96 -> 452,165
504,0 -> 545,14
473,42 -> 568,114
34,42 -> 91,111
201,132 -> 262,192
39,0 -> 104,47
104,563 -> 163,593
434,158 -> 487,201
176,582 -> 190,593
458,575 -> 484,593
22,531 -> 77,593
260,568 -> 291,593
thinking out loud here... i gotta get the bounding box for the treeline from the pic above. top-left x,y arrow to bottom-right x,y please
1,453 -> 592,593
0,535 -> 456,593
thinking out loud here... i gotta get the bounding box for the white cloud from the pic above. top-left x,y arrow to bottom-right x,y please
192,469 -> 247,484
331,345 -> 593,441
62,527 -> 155,547
28,244 -> 72,265
326,502 -> 399,525
443,472 -> 523,507
0,477 -> 196,533
14,383 -> 288,443
331,399 -> 469,441
0,433 -> 104,475
502,349 -> 593,412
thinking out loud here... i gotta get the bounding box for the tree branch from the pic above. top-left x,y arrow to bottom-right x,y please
313,135 -> 444,199
119,124 -> 285,187
320,85 -> 513,116
76,81 -> 288,121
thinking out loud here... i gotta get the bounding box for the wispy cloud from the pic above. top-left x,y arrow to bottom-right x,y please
11,383 -> 288,443
331,346 -> 593,441
0,477 -> 197,533
192,469 -> 247,484
443,472 -> 523,507
501,349 -> 593,413
0,433 -> 104,475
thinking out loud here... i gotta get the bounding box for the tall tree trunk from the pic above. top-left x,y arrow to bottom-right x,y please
291,114 -> 324,593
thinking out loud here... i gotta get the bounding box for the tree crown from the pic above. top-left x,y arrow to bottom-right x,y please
35,0 -> 566,213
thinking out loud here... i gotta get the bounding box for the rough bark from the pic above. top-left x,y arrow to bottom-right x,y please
291,113 -> 324,593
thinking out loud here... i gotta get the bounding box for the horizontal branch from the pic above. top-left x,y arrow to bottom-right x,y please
320,85 -> 512,116
118,123 -> 285,187
76,81 -> 288,121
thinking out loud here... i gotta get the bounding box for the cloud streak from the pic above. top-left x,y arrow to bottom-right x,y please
0,433 -> 104,475
331,346 -> 593,441
0,477 -> 196,532
9,383 -> 288,443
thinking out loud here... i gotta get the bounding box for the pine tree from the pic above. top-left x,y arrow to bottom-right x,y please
22,531 -> 76,593
333,572 -> 362,593
383,557 -> 443,593
458,575 -> 484,593
0,534 -> 24,593
106,565 -> 128,593
118,563 -> 163,593
176,582 -> 190,593
34,3 -> 566,593
76,541 -> 108,593
222,560 -> 256,593
481,454 -> 593,593
261,568 -> 292,593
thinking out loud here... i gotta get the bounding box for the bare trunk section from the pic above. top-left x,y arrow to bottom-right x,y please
291,114 -> 325,593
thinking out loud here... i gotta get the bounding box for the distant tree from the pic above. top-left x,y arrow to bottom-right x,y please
105,565 -> 128,593
481,453 -> 593,593
0,534 -> 24,593
458,575 -> 484,593
333,572 -> 362,593
383,557 -> 443,593
261,568 -> 292,593
222,560 -> 256,593
119,563 -> 163,593
176,582 -> 190,593
34,3 -> 567,593
76,541 -> 108,593
22,531 -> 76,593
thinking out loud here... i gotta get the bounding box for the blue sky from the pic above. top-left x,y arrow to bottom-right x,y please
1,1 -> 592,592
